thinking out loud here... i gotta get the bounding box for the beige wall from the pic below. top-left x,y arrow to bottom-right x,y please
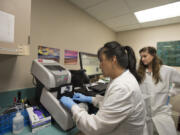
0,0 -> 116,92
117,24 -> 180,113
31,0 -> 116,70
117,23 -> 180,70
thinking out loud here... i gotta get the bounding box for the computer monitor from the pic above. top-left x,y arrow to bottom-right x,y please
70,69 -> 90,87
79,52 -> 102,77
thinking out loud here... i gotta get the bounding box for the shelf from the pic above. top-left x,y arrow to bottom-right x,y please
0,42 -> 30,56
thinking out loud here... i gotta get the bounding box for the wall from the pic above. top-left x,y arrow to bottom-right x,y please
117,23 -> 180,113
116,23 -> 180,68
0,0 -> 116,92
31,0 -> 116,70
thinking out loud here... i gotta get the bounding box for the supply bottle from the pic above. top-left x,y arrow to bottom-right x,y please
13,111 -> 24,134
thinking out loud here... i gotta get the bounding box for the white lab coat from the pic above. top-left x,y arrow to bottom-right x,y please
71,70 -> 146,135
140,65 -> 180,135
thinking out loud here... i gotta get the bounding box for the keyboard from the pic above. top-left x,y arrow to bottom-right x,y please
88,83 -> 108,92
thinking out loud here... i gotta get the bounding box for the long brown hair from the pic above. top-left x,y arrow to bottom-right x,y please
137,47 -> 163,84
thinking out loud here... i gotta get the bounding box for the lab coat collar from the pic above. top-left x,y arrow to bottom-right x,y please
112,69 -> 129,82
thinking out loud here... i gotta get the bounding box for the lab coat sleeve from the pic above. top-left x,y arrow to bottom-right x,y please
92,94 -> 104,108
71,86 -> 133,135
168,67 -> 180,97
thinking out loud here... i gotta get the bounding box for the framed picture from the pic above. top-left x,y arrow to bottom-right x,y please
157,40 -> 180,66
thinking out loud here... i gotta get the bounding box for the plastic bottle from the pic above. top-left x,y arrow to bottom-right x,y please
13,111 -> 24,134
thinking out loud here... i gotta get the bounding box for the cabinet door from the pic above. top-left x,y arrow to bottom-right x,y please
0,0 -> 31,55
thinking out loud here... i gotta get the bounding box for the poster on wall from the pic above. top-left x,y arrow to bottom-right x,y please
64,50 -> 78,65
157,40 -> 180,66
38,45 -> 60,62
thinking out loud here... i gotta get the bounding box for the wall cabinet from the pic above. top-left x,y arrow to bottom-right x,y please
0,0 -> 31,55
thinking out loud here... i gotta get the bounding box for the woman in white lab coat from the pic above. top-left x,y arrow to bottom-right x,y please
138,46 -> 180,135
60,41 -> 146,135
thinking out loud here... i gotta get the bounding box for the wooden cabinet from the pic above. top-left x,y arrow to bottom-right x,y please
0,0 -> 31,55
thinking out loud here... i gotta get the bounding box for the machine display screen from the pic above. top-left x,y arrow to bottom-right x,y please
45,65 -> 65,71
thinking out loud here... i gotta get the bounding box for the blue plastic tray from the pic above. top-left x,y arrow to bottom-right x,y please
0,109 -> 29,135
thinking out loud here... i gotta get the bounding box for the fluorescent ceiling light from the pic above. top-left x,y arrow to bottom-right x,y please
134,2 -> 180,23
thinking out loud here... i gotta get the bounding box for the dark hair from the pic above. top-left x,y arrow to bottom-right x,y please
98,41 -> 141,83
138,46 -> 162,84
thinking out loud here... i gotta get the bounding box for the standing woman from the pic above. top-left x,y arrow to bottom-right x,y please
138,46 -> 180,135
60,41 -> 146,135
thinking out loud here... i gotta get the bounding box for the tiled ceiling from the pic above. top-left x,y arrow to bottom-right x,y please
68,0 -> 180,32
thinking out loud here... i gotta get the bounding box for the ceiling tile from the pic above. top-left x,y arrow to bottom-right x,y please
68,0 -> 180,32
68,0 -> 105,9
151,0 -> 178,4
125,0 -> 177,12
86,0 -> 130,21
112,23 -> 142,32
103,13 -> 139,28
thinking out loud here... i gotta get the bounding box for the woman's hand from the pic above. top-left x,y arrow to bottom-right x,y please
73,93 -> 92,103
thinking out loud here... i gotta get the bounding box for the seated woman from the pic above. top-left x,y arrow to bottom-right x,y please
60,41 -> 146,135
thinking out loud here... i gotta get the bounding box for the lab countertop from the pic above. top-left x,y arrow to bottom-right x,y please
4,123 -> 79,135
0,107 -> 79,135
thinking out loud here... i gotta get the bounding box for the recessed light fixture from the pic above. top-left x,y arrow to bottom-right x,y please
134,2 -> 180,23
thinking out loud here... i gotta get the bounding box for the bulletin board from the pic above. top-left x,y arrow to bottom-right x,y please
157,40 -> 180,66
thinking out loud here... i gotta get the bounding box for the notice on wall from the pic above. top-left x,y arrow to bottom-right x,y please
0,10 -> 15,43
